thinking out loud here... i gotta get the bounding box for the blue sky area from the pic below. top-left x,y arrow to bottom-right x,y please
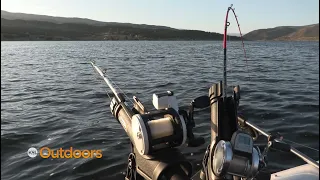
1,0 -> 319,34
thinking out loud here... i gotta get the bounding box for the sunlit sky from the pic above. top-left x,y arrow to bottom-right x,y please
1,0 -> 319,34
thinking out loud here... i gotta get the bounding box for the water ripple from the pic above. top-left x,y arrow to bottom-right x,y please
1,41 -> 319,180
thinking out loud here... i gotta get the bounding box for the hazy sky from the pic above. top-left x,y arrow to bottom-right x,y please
1,0 -> 319,34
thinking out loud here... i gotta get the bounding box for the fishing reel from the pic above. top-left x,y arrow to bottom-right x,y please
210,131 -> 261,178
109,90 -> 207,179
131,91 -> 187,156
129,91 -> 204,156
197,82 -> 268,180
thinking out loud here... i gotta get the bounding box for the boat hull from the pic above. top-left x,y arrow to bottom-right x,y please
271,163 -> 319,180
191,162 -> 319,180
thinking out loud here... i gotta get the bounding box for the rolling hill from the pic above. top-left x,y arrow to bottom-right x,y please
1,10 -> 241,41
1,10 -> 173,29
243,24 -> 319,41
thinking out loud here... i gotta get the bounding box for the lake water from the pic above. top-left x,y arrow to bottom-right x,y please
1,41 -> 319,180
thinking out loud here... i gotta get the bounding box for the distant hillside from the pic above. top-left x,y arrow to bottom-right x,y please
1,10 -> 241,41
1,10 -> 173,30
243,24 -> 319,41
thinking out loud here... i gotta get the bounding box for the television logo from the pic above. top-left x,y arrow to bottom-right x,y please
27,147 -> 102,159
27,147 -> 38,158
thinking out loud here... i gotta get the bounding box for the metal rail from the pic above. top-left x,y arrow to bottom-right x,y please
238,117 -> 319,169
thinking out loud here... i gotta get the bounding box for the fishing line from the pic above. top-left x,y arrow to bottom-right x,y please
224,6 -> 320,156
91,60 -> 134,106
102,69 -> 135,106
93,68 -> 112,101
223,4 -> 251,92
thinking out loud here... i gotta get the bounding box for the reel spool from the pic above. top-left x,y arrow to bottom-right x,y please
131,91 -> 187,156
211,131 -> 260,178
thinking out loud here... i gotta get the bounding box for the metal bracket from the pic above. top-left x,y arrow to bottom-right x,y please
201,145 -> 211,180
125,153 -> 138,180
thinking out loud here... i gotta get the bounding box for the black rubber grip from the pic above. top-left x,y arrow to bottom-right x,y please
162,166 -> 191,180
187,137 -> 205,147
271,141 -> 291,152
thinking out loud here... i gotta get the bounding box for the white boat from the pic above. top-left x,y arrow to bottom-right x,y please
271,162 -> 319,180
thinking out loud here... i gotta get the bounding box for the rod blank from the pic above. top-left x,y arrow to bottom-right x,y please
90,61 -> 123,103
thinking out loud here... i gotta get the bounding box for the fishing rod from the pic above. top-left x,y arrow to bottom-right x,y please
91,63 -> 319,180
221,3 -> 318,170
198,5 -> 258,179
90,5 -> 318,180
222,4 -> 249,98
91,61 -> 206,180
91,61 -> 135,144
199,4 -> 318,180
91,58 -> 318,180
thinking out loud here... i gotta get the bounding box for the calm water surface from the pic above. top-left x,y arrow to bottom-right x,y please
1,41 -> 319,180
